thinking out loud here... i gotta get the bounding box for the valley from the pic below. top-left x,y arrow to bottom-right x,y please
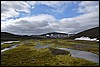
1,39 -> 99,66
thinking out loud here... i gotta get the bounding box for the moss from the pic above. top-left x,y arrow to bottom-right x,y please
48,47 -> 70,55
1,39 -> 99,66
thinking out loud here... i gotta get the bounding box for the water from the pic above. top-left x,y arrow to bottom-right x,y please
1,41 -> 20,45
1,44 -> 19,52
34,42 -> 99,63
57,48 -> 99,63
1,41 -> 99,63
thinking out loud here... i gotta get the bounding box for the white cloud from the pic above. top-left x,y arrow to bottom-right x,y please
78,1 -> 99,13
26,1 -> 36,5
1,14 -> 57,35
59,11 -> 99,33
1,1 -> 30,20
79,1 -> 99,6
1,11 -> 99,35
1,1 -> 72,20
1,1 -> 99,35
39,1 -> 72,14
27,1 -> 73,14
37,1 -> 71,8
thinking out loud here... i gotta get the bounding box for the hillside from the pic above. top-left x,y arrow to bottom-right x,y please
1,32 -> 19,41
1,32 -> 74,40
1,27 -> 99,41
70,27 -> 99,39
40,32 -> 69,38
1,32 -> 33,41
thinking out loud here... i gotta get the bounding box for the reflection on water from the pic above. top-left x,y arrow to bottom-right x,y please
34,42 -> 99,63
35,42 -> 99,63
1,41 -> 20,45
1,44 -> 19,52
1,41 -> 99,64
57,48 -> 99,63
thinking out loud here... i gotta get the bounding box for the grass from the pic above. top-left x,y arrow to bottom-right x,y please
1,42 -> 20,50
36,39 -> 99,55
48,47 -> 71,55
1,39 -> 99,66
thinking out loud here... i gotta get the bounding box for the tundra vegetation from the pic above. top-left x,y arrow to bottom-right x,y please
1,39 -> 99,66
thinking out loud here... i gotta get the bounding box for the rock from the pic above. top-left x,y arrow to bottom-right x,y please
32,59 -> 35,61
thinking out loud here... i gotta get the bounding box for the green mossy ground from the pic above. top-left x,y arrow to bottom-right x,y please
1,42 -> 20,50
1,39 -> 99,66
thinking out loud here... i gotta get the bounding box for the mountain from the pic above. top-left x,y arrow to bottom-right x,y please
1,32 -> 33,41
70,27 -> 99,39
3,26 -> 98,41
1,32 -> 19,41
40,32 -> 74,38
1,31 -> 75,41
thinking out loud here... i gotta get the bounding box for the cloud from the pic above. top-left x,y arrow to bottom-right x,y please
37,1 -> 70,8
78,1 -> 99,13
1,14 -> 57,35
1,1 -> 72,20
1,11 -> 99,35
1,1 -> 30,20
1,1 -> 99,35
27,1 -> 73,14
59,11 -> 99,33
39,1 -> 73,14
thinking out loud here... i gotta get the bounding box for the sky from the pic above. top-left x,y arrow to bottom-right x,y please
1,1 -> 99,35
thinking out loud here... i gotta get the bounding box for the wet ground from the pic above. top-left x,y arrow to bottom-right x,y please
1,41 -> 99,63
57,48 -> 99,63
34,42 -> 99,63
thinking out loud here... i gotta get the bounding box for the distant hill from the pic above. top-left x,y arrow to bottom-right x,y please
70,27 -> 99,39
40,32 -> 74,38
1,32 -> 19,41
1,32 -> 33,41
2,27 -> 98,41
1,32 -> 75,41
40,32 -> 67,36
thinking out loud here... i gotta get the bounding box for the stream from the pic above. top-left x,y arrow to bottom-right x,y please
1,44 -> 19,52
1,41 -> 20,52
1,41 -> 99,63
34,42 -> 99,63
56,47 -> 99,63
1,41 -> 20,45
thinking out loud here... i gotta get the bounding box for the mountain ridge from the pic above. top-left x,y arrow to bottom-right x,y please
1,26 -> 99,40
70,27 -> 99,39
